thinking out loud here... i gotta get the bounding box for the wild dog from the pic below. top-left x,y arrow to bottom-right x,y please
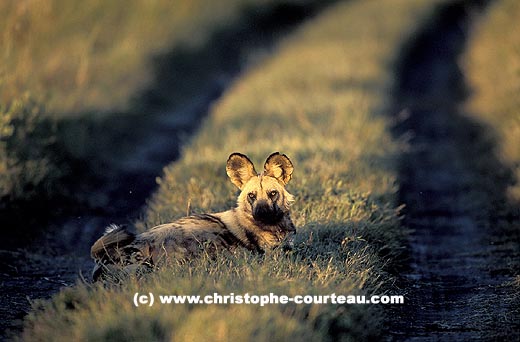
91,152 -> 295,280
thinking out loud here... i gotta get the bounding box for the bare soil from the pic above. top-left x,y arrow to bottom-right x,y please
389,1 -> 519,340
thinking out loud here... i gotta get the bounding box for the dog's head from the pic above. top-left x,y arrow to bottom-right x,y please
226,152 -> 295,244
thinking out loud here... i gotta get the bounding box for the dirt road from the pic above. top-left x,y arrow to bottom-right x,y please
390,1 -> 519,340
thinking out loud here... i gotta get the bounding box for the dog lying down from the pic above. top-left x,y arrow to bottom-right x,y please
91,152 -> 296,280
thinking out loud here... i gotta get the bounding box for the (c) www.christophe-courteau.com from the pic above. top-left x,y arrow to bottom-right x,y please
133,292 -> 405,307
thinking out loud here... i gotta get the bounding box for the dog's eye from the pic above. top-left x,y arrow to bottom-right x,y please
269,190 -> 278,198
248,192 -> 256,200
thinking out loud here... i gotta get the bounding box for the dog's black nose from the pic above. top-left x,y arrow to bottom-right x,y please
253,201 -> 283,225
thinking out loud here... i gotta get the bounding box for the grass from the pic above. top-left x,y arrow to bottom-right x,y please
0,94 -> 62,203
463,0 -> 520,204
0,0 -> 288,116
20,0 -> 444,340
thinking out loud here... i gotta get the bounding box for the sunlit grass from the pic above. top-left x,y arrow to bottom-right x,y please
0,0 -> 278,116
20,0 -> 443,340
463,0 -> 520,203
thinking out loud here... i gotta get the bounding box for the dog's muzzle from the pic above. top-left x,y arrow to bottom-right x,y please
253,201 -> 284,225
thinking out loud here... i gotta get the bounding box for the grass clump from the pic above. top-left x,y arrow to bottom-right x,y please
0,94 -> 67,208
21,0 -> 443,340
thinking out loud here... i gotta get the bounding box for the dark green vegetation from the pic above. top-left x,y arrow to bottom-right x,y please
0,94 -> 65,206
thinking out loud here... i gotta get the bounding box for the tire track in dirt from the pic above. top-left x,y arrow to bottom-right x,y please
389,1 -> 519,340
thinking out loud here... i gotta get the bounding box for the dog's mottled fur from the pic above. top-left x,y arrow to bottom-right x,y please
91,152 -> 295,280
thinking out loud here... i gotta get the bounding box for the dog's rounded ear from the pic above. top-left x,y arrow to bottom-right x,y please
264,152 -> 293,186
226,153 -> 257,189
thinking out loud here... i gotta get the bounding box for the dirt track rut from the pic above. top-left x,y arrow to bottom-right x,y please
390,1 -> 519,340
